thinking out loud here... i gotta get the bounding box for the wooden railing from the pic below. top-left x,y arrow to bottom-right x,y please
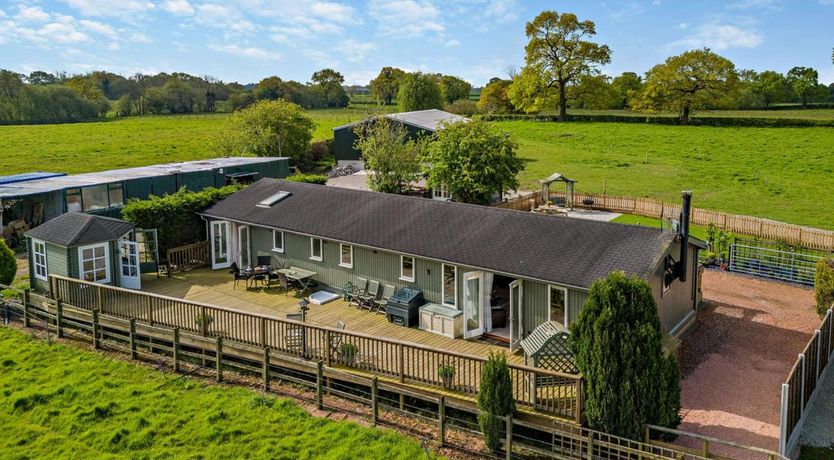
165,241 -> 210,276
496,191 -> 834,251
49,275 -> 583,421
779,305 -> 833,455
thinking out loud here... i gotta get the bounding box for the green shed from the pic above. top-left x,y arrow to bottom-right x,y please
25,213 -> 138,293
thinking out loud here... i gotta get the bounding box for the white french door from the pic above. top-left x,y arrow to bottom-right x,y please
463,272 -> 484,338
210,220 -> 231,269
237,225 -> 250,268
509,279 -> 523,351
119,240 -> 141,290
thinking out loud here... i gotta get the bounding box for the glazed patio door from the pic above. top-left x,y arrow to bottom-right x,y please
509,279 -> 523,351
210,220 -> 231,269
119,240 -> 141,290
237,225 -> 250,268
463,271 -> 484,338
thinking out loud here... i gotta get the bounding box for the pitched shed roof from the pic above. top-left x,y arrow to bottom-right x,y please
333,109 -> 469,132
202,179 -> 678,289
25,213 -> 134,247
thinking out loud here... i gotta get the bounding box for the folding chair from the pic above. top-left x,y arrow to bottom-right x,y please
348,277 -> 368,308
357,280 -> 380,311
373,284 -> 396,314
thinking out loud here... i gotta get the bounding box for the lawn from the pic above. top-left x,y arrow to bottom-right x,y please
0,108 -> 381,176
0,327 -> 435,459
501,121 -> 834,229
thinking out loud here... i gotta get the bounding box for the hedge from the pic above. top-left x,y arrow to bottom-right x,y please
814,258 -> 834,318
477,113 -> 834,128
0,238 -> 16,286
285,174 -> 328,185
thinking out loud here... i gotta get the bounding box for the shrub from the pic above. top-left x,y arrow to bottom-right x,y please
285,174 -> 328,185
121,185 -> 243,256
437,363 -> 455,379
0,239 -> 16,286
570,271 -> 681,440
814,258 -> 834,317
340,343 -> 358,362
477,352 -> 515,452
307,139 -> 334,162
444,99 -> 478,117
476,113 -> 834,127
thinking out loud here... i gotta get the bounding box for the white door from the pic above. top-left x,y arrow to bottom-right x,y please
237,225 -> 250,267
509,279 -> 523,351
119,240 -> 141,290
463,272 -> 484,338
210,220 -> 231,269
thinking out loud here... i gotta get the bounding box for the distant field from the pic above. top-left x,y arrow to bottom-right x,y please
501,121 -> 834,229
0,327 -> 435,459
0,108 -> 379,175
564,108 -> 834,120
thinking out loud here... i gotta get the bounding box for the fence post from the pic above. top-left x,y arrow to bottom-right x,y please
129,319 -> 137,359
505,414 -> 513,460
816,330 -> 822,381
325,330 -> 332,367
92,309 -> 100,349
587,432 -> 594,460
316,361 -> 323,410
398,344 -> 405,383
147,296 -> 154,326
200,306 -> 208,336
702,440 -> 710,458
55,299 -> 64,338
798,354 -> 806,412
173,328 -> 180,373
438,396 -> 446,446
23,289 -> 30,327
371,377 -> 379,425
779,383 -> 789,455
575,378 -> 583,424
216,337 -> 223,382
263,347 -> 270,388
259,317 -> 266,348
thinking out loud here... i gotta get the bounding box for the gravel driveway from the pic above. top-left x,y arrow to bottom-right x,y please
677,270 -> 820,457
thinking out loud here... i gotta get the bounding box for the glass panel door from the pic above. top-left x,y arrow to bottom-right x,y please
119,240 -> 141,290
210,221 -> 231,269
463,272 -> 484,338
238,225 -> 250,268
509,280 -> 523,351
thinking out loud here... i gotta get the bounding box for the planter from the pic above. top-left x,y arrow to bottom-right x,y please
441,375 -> 454,388
344,355 -> 356,367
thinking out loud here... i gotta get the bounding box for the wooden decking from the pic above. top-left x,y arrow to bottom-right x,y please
142,268 -> 524,364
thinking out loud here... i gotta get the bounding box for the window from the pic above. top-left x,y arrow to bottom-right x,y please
66,188 -> 82,212
272,230 -> 284,253
549,286 -> 567,326
257,191 -> 291,208
81,185 -> 109,211
339,244 -> 353,268
400,255 -> 415,282
310,237 -> 323,261
79,243 -> 109,283
442,264 -> 457,307
32,240 -> 47,281
108,183 -> 124,207
432,185 -> 451,201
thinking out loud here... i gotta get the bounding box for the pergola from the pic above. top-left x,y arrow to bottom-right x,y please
520,321 -> 578,374
539,173 -> 577,210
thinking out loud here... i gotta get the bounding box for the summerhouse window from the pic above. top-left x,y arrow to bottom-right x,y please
549,286 -> 567,326
442,264 -> 456,307
79,243 -> 109,283
400,255 -> 415,282
310,238 -> 323,261
32,240 -> 47,281
272,230 -> 284,253
339,244 -> 353,268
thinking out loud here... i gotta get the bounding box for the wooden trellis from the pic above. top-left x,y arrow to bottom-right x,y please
520,321 -> 578,375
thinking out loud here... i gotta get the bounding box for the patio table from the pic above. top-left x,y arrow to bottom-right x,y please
242,265 -> 271,288
276,267 -> 317,296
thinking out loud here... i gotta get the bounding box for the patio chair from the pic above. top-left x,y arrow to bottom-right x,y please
348,277 -> 368,308
357,280 -> 380,311
373,284 -> 396,314
230,263 -> 248,289
277,272 -> 299,297
285,312 -> 305,354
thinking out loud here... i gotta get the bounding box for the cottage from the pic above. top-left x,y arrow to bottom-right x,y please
200,179 -> 705,348
333,109 -> 469,168
25,213 -> 138,292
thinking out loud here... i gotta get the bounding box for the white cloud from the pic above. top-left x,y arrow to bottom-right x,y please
37,22 -> 90,43
16,6 -> 50,22
210,43 -> 281,61
444,39 -> 460,48
79,19 -> 116,38
195,3 -> 254,34
335,39 -> 377,63
369,0 -> 444,36
727,0 -> 781,11
481,0 -> 518,24
161,0 -> 194,16
669,23 -> 763,50
302,48 -> 330,66
309,1 -> 355,23
62,0 -> 155,18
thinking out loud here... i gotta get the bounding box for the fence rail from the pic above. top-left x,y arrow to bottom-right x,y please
496,191 -> 834,252
728,244 -> 822,286
780,306 -> 834,456
165,241 -> 210,275
49,274 -> 583,421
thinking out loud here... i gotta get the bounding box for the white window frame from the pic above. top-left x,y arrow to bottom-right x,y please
432,185 -> 451,201
339,243 -> 353,268
78,242 -> 110,284
32,239 -> 48,281
310,237 -> 323,262
272,230 -> 284,253
548,285 -> 569,327
441,263 -> 457,308
400,255 -> 415,282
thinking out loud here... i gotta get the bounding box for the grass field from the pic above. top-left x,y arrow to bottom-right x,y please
563,108 -> 834,120
0,326 -> 436,459
501,121 -> 834,229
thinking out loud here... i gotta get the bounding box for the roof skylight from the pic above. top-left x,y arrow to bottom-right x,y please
257,191 -> 291,208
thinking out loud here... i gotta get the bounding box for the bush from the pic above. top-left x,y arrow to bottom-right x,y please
477,352 -> 515,452
307,139 -> 334,162
0,239 -> 16,286
476,113 -> 834,127
814,258 -> 834,317
121,185 -> 243,257
444,99 -> 478,117
285,174 -> 328,185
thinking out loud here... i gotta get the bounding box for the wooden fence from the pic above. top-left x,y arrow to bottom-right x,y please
779,305 -> 834,456
496,191 -> 834,252
49,275 -> 582,421
165,241 -> 210,275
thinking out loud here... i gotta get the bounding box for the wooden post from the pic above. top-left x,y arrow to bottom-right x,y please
587,432 -> 594,460
173,328 -> 180,373
799,354 -> 806,412
259,317 -> 266,348
56,299 -> 64,338
200,306 -> 208,336
815,330 -> 822,382
438,396 -> 446,446
505,414 -> 513,460
398,344 -> 405,383
96,286 -> 103,312
216,337 -> 223,382
371,377 -> 379,425
316,361 -> 323,410
23,289 -> 30,327
325,330 -> 332,367
129,319 -> 137,359
702,440 -> 710,458
263,348 -> 270,388
147,296 -> 154,326
575,378 -> 583,424
92,309 -> 100,349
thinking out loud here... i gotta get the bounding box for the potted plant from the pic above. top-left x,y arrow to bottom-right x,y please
438,363 -> 455,388
340,342 -> 358,367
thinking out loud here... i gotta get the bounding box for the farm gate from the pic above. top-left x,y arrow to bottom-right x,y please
728,240 -> 823,286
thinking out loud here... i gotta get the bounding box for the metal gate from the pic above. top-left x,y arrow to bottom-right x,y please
728,243 -> 822,286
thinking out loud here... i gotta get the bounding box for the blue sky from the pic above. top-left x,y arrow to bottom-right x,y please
1,0 -> 832,86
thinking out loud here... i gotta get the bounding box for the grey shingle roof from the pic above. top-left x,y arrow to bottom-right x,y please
25,213 -> 134,247
202,179 -> 677,289
333,109 -> 469,132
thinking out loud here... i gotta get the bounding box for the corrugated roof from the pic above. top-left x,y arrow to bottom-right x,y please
333,109 -> 469,132
0,172 -> 66,186
25,212 -> 134,247
0,157 -> 284,199
201,179 -> 677,289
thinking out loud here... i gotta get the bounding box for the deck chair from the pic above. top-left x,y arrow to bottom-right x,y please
357,280 -> 380,311
373,284 -> 396,314
277,272 -> 299,297
285,312 -> 305,354
230,263 -> 248,289
348,277 -> 368,307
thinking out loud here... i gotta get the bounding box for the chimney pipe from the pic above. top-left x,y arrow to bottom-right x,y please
678,191 -> 692,282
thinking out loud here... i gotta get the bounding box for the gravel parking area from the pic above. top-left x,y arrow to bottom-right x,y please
678,270 -> 820,456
